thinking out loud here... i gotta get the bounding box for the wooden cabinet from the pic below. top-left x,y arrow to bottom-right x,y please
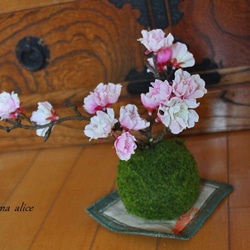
0,0 -> 145,95
0,0 -> 249,151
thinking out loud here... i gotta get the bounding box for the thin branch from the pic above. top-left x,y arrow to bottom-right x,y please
152,53 -> 160,79
153,126 -> 167,145
0,114 -> 90,133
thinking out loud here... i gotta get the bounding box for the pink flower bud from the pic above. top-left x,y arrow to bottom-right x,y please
156,47 -> 172,72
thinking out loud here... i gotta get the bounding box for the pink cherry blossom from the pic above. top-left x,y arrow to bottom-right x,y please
141,89 -> 160,114
83,82 -> 122,114
157,100 -> 199,134
30,101 -> 59,137
84,108 -> 117,140
151,79 -> 172,104
171,42 -> 195,69
138,29 -> 166,53
0,91 -> 21,120
119,104 -> 149,131
144,33 -> 174,73
114,132 -> 137,161
141,79 -> 172,113
172,69 -> 207,100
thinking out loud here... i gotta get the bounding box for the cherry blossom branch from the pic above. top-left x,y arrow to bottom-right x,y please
1,114 -> 90,132
152,53 -> 160,79
153,127 -> 167,144
166,67 -> 175,81
0,105 -> 90,141
0,28 -> 207,161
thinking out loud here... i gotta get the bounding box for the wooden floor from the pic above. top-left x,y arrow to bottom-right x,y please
0,130 -> 249,250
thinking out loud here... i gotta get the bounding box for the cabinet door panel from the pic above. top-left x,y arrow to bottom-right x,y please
0,0 -> 145,96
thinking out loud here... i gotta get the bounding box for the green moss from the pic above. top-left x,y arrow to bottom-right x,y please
116,139 -> 200,220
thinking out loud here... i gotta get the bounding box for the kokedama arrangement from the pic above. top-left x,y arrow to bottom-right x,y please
0,29 -> 207,221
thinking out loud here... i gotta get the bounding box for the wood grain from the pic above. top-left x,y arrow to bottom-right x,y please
28,144 -> 118,249
0,131 -> 249,249
190,82 -> 250,135
229,131 -> 250,208
184,133 -> 228,182
0,0 -> 76,15
1,81 -> 250,152
172,0 -> 250,68
0,0 -> 144,95
0,150 -> 38,204
92,225 -> 157,250
0,146 -> 82,249
230,207 -> 250,250
0,0 -> 249,153
214,66 -> 250,85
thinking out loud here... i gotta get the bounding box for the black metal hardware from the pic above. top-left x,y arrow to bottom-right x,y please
109,0 -> 183,29
15,36 -> 50,71
168,0 -> 184,26
109,0 -> 151,27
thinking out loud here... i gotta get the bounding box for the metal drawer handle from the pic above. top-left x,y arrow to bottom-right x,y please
16,36 -> 50,71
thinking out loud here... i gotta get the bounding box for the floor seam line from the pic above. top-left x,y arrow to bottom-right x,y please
28,147 -> 84,250
2,150 -> 41,206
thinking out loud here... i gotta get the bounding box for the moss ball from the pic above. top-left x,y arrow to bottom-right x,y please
116,139 -> 200,220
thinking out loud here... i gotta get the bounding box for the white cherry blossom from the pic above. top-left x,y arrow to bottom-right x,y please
84,108 -> 117,140
30,101 -> 59,137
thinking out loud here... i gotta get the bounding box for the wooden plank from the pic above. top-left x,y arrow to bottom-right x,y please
0,132 -> 238,249
30,144 -> 118,249
184,133 -> 228,182
0,150 -> 38,204
185,83 -> 250,135
213,66 -> 250,85
172,0 -> 250,68
229,131 -> 250,208
0,0 -> 75,15
0,146 -> 82,249
158,133 -> 229,249
230,207 -> 250,250
0,0 -> 144,95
